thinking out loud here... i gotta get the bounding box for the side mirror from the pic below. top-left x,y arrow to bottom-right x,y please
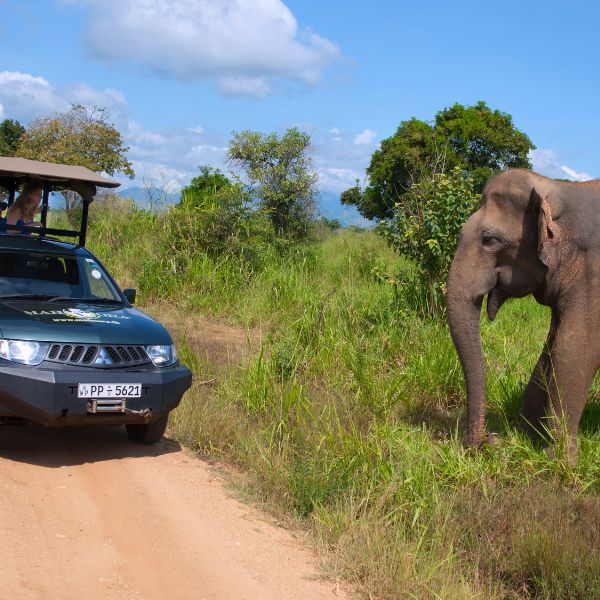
123,288 -> 136,304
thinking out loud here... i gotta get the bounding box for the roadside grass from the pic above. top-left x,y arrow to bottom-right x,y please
84,206 -> 600,599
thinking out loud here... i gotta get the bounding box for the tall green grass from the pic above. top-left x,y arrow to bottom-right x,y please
80,201 -> 600,598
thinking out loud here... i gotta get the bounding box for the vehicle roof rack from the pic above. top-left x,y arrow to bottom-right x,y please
0,157 -> 121,247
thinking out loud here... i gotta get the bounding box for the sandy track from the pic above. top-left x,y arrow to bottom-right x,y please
0,425 -> 346,600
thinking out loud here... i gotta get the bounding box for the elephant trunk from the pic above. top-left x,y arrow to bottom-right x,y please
447,237 -> 495,447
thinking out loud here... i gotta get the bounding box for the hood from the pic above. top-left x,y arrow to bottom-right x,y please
0,301 -> 172,345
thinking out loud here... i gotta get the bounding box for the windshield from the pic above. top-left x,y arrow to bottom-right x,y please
0,251 -> 121,302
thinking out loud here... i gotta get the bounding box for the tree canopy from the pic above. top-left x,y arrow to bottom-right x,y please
179,165 -> 233,210
16,105 -> 134,179
342,118 -> 441,220
228,127 -> 317,239
435,101 -> 535,190
343,101 -> 535,220
0,119 -> 25,156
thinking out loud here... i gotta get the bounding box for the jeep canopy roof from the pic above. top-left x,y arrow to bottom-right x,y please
0,157 -> 120,196
0,157 -> 121,247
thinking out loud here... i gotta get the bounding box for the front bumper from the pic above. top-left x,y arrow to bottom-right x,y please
0,362 -> 192,426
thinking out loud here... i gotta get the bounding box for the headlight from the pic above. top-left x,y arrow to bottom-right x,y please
0,339 -> 50,365
145,344 -> 177,367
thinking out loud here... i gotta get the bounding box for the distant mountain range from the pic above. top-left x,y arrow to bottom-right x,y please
116,186 -> 179,209
116,186 -> 371,228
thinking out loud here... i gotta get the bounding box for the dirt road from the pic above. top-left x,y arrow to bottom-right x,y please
0,424 -> 346,600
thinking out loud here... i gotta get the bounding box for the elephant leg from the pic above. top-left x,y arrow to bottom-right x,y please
541,312 -> 597,464
522,318 -> 557,436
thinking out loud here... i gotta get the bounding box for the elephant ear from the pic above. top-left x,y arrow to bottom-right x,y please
532,187 -> 562,267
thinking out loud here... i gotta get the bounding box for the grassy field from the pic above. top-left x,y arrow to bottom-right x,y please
82,202 -> 600,599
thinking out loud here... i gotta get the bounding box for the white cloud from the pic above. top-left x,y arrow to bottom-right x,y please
0,71 -> 48,87
328,127 -> 343,142
188,125 -> 204,135
326,167 -> 355,179
64,82 -> 127,109
317,168 -> 362,193
218,77 -> 271,99
0,71 -> 66,120
0,103 -> 4,121
353,128 -> 376,145
530,148 -> 595,181
313,128 -> 373,193
560,165 -> 594,182
0,70 -> 125,122
72,0 -> 342,97
126,118 -> 169,147
121,118 -> 229,190
140,164 -> 190,192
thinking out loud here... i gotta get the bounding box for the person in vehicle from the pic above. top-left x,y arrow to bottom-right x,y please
5,181 -> 43,234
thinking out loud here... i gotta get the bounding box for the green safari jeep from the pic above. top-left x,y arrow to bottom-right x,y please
0,157 -> 192,444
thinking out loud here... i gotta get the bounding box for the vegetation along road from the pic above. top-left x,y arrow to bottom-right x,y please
0,424 -> 347,600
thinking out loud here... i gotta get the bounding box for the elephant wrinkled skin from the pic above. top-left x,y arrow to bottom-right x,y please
447,169 -> 600,461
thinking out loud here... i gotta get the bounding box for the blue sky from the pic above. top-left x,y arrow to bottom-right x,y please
1,0 -> 599,210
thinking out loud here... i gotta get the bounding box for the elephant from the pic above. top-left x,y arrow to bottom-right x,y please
447,168 -> 600,461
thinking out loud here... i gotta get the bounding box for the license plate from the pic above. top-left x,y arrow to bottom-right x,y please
78,383 -> 142,399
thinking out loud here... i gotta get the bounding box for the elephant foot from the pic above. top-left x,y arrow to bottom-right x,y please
464,432 -> 499,449
543,441 -> 578,467
518,414 -> 547,440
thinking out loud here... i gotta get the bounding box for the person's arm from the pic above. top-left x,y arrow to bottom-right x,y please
5,206 -> 22,226
5,207 -> 23,234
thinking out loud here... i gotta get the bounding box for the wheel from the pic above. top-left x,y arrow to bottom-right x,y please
126,413 -> 169,444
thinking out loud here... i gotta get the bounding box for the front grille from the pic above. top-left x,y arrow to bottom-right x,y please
45,343 -> 150,368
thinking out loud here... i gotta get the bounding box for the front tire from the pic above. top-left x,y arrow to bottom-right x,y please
126,413 -> 169,444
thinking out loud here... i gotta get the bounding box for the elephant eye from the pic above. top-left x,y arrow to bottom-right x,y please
482,233 -> 502,247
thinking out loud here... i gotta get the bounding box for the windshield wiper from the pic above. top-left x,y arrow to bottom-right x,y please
0,293 -> 59,301
48,296 -> 124,304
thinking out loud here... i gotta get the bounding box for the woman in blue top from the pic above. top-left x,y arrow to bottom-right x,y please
5,181 -> 43,234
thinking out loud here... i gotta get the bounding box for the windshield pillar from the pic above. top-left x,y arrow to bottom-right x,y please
79,198 -> 90,247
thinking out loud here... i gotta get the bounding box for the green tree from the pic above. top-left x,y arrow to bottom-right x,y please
228,127 -> 317,239
342,119 -> 443,220
0,119 -> 25,156
344,102 -> 534,220
318,216 -> 341,231
379,167 -> 480,315
16,105 -> 134,208
435,101 -> 534,191
179,166 -> 232,210
0,119 -> 26,201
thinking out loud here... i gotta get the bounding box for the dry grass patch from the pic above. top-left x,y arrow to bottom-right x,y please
143,302 -> 260,369
454,483 -> 600,598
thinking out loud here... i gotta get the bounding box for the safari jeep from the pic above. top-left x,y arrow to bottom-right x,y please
0,157 -> 192,444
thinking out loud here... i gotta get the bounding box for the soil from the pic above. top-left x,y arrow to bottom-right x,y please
0,425 -> 347,600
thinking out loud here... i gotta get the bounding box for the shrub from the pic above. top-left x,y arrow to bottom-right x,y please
379,167 -> 479,315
